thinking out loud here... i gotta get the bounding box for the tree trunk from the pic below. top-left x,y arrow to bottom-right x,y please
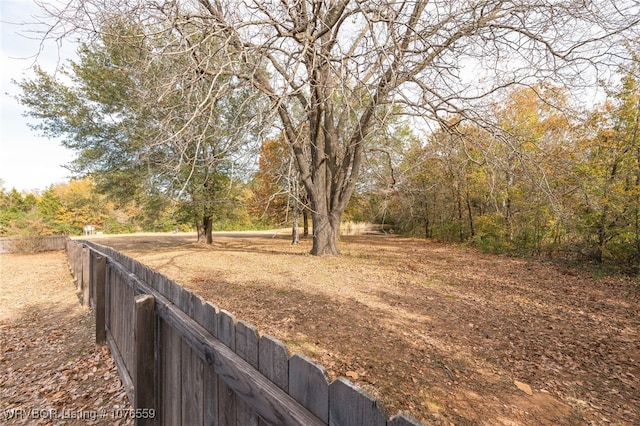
303,208 -> 309,237
596,206 -> 607,264
635,147 -> 640,275
596,157 -> 621,263
291,203 -> 300,245
466,189 -> 475,238
291,178 -> 300,245
196,219 -> 204,242
197,215 -> 213,244
310,210 -> 341,255
505,170 -> 514,242
204,215 -> 213,244
456,190 -> 464,242
423,199 -> 431,239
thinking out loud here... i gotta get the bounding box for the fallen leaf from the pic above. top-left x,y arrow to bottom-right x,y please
514,380 -> 533,395
346,371 -> 359,380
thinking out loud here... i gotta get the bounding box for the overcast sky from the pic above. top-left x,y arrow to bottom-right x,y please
1,0 -> 75,192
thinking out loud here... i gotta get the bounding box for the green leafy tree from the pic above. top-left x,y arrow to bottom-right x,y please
17,20 -> 261,243
574,60 -> 640,269
392,86 -> 578,255
48,179 -> 110,234
37,187 -> 70,234
0,188 -> 35,236
392,122 -> 489,243
490,85 -> 576,252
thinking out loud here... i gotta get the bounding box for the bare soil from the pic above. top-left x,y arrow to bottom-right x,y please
0,251 -> 132,425
90,232 -> 639,425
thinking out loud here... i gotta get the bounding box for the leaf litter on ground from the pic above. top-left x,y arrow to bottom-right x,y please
0,251 -> 132,425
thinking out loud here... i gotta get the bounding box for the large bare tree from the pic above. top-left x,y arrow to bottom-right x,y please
38,0 -> 639,254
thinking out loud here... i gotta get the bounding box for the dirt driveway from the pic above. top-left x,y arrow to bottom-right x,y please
0,251 -> 131,425
87,232 -> 640,425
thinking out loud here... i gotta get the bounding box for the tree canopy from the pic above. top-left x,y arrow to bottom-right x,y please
19,0 -> 640,255
17,20 -> 264,243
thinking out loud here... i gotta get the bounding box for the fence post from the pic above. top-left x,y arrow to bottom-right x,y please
73,242 -> 79,286
134,294 -> 157,425
93,253 -> 107,345
74,243 -> 81,288
82,245 -> 90,306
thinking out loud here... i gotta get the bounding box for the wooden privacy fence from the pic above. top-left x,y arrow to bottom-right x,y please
0,235 -> 68,253
67,239 -> 424,426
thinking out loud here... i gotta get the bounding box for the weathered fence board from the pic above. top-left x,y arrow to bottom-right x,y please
236,321 -> 260,368
289,353 -> 330,423
152,289 -> 325,426
181,342 -> 203,425
194,299 -> 220,426
0,235 -> 67,253
92,253 -> 106,344
82,246 -> 90,305
259,335 -> 290,393
106,332 -> 134,402
134,294 -> 157,425
329,378 -> 386,426
217,310 -> 238,425
236,320 -> 260,425
160,317 -> 182,425
67,239 -> 425,426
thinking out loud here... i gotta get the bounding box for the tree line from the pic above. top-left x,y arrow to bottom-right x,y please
15,0 -> 639,256
9,63 -> 640,274
385,77 -> 640,274
3,62 -> 640,274
0,179 -> 132,237
9,0 -> 640,268
0,177 -> 260,237
250,68 -> 640,274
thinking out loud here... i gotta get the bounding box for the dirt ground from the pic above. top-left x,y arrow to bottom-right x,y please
0,251 -> 132,425
85,231 -> 640,426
